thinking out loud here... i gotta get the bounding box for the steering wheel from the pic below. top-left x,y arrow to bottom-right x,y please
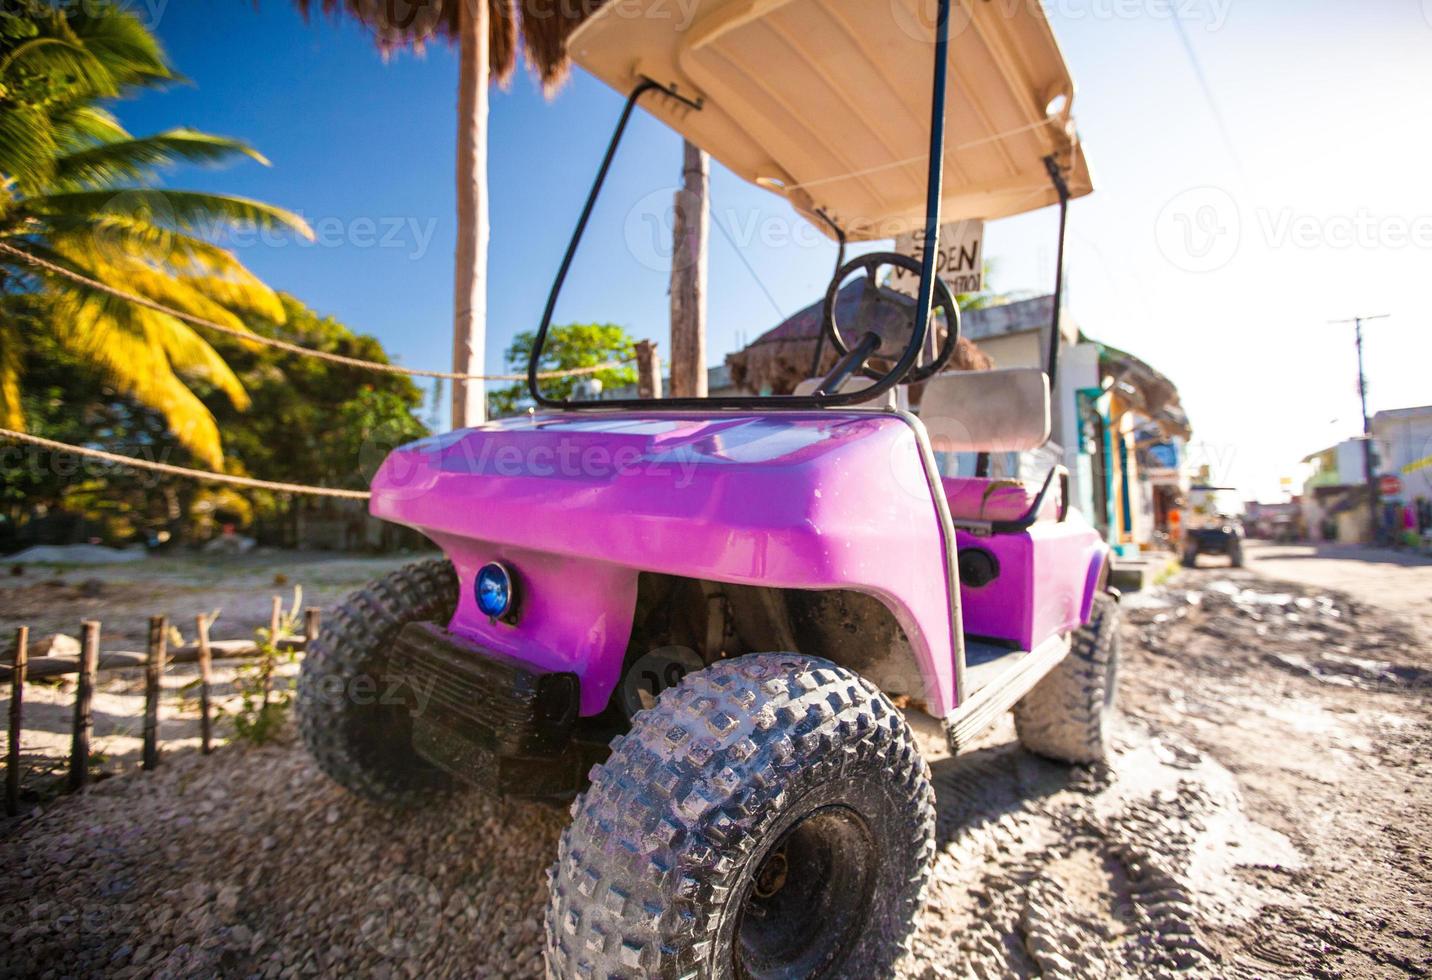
820,252 -> 961,386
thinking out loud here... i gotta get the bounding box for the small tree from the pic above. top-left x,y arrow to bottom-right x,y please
488,322 -> 637,418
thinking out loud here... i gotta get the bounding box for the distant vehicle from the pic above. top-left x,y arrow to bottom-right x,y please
1183,485 -> 1246,567
296,1 -> 1113,975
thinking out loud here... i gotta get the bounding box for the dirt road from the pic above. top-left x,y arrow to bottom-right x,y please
1241,539 -> 1432,636
2,550 -> 1430,978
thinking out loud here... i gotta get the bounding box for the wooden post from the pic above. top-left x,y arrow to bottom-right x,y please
635,340 -> 663,400
195,614 -> 214,756
304,608 -> 321,647
670,140 -> 710,398
142,616 -> 166,771
6,627 -> 28,816
70,621 -> 98,790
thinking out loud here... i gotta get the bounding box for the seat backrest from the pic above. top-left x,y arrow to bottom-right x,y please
920,368 -> 1051,453
792,375 -> 903,410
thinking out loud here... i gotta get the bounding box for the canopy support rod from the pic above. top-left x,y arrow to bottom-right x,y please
909,0 -> 954,395
808,209 -> 847,378
1042,154 -> 1071,389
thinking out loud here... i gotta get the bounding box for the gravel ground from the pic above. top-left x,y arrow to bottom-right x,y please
2,557 -> 1430,978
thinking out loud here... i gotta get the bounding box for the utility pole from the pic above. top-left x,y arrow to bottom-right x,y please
1329,314 -> 1390,544
670,140 -> 709,398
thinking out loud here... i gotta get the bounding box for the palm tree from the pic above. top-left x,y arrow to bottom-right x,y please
0,2 -> 312,467
291,0 -> 607,427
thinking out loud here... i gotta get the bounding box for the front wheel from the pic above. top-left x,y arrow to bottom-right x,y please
1228,538 -> 1245,567
545,654 -> 935,979
297,559 -> 458,807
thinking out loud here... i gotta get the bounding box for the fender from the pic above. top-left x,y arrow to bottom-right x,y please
370,411 -> 962,716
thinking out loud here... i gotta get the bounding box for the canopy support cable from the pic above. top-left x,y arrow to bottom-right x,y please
1042,154 -> 1072,390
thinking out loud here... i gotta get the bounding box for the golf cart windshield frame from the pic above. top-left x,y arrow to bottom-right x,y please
528,0 -> 958,412
526,0 -> 1070,412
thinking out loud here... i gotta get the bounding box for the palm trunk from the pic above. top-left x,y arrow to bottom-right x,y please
451,0 -> 490,428
669,140 -> 709,398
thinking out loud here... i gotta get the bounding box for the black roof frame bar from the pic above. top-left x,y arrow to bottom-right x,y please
526,0 -> 956,412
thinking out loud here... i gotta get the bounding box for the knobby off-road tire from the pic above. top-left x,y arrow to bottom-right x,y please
1013,593 -> 1121,764
546,654 -> 935,980
298,558 -> 457,807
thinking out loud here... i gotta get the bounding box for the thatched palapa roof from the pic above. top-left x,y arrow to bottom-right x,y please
726,279 -> 993,396
294,0 -> 609,89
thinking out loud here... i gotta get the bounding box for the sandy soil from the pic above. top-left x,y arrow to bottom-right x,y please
1,550 -> 420,650
2,548 -> 1430,978
1,552 -> 418,786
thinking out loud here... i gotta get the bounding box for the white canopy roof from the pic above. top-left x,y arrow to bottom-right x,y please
569,0 -> 1093,242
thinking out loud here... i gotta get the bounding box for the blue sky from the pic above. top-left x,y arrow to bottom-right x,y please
119,0 -> 1432,500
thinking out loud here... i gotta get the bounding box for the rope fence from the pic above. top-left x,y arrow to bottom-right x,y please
0,240 -> 630,382
0,427 -> 372,499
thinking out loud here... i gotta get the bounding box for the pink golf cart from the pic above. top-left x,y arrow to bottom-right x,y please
299,1 -> 1114,975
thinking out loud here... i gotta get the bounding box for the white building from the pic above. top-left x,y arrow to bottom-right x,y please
1372,405 -> 1432,504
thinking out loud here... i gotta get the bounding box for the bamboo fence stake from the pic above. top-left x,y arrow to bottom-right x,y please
70,621 -> 99,790
142,616 -> 167,770
195,613 -> 214,755
261,596 -> 281,710
304,607 -> 321,646
6,627 -> 28,816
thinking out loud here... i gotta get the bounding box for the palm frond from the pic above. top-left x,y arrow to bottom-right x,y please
0,105 -> 59,197
67,3 -> 175,90
144,306 -> 253,410
29,189 -> 315,240
32,213 -> 245,273
54,129 -> 271,188
52,105 -> 131,148
45,236 -> 263,332
0,36 -> 119,99
46,290 -> 233,466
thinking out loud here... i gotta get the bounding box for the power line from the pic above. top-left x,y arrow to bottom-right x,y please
710,213 -> 787,320
1170,10 -> 1245,177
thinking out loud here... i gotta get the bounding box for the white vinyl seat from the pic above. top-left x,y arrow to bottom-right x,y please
919,368 -> 1051,453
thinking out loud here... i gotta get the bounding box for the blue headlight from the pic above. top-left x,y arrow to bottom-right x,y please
475,562 -> 515,619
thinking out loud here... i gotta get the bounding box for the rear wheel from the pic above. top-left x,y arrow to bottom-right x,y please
297,559 -> 458,807
1013,593 -> 1121,764
545,654 -> 935,979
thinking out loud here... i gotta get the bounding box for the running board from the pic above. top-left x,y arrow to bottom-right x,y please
943,633 -> 1070,754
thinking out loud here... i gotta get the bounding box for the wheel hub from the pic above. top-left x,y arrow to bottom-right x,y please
735,805 -> 876,979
